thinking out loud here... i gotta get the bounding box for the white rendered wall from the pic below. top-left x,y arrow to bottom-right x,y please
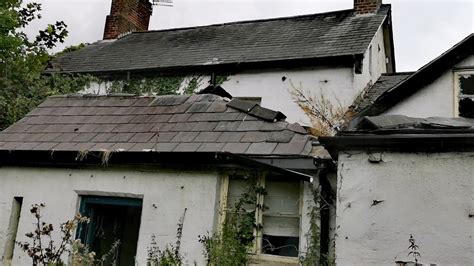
0,166 -> 219,265
0,166 -> 316,265
335,151 -> 474,265
385,55 -> 474,117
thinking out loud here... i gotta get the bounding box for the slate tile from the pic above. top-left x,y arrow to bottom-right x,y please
90,142 -> 116,150
72,133 -> 98,142
236,121 -> 264,131
197,143 -> 226,152
27,124 -> 50,133
149,114 -> 172,123
149,95 -> 189,106
107,133 -> 135,142
246,142 -> 277,154
1,142 -> 23,150
32,142 -> 58,150
236,113 -> 259,121
154,123 -> 175,132
15,142 -> 40,150
194,132 -> 222,142
266,130 -> 294,143
216,132 -> 244,143
167,103 -> 192,113
129,143 -> 156,151
111,142 -> 136,151
129,133 -> 156,143
260,121 -> 287,132
241,132 -> 266,143
273,135 -> 309,155
187,102 -> 212,113
73,142 -> 97,151
171,122 -> 197,132
192,122 -> 218,131
169,113 -> 192,123
206,102 -> 227,113
55,133 -> 80,142
171,132 -> 199,142
173,142 -> 202,152
129,115 -> 153,123
287,123 -> 307,134
222,143 -> 251,154
37,133 -> 63,142
53,142 -> 78,151
91,133 -> 114,142
154,142 -> 179,152
2,123 -> 31,133
157,132 -> 178,142
214,121 -> 241,131
188,112 -> 239,122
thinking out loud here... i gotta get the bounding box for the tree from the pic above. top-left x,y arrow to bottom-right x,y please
0,0 -> 94,130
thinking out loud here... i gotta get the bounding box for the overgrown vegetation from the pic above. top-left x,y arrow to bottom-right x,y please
147,208 -> 187,266
16,203 -> 93,265
0,0 -> 96,130
199,178 -> 260,265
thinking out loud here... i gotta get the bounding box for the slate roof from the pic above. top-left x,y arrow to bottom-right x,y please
356,72 -> 413,111
356,33 -> 474,117
0,94 -> 313,156
45,5 -> 391,74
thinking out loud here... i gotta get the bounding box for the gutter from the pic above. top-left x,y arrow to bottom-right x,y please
0,150 -> 312,181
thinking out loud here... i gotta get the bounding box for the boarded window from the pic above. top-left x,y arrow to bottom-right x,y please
457,72 -> 474,118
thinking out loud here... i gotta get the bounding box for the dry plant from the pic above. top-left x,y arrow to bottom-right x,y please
289,80 -> 364,136
16,203 -> 93,265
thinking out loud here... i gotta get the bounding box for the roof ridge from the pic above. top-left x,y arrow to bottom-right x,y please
129,8 -> 357,36
380,71 -> 415,76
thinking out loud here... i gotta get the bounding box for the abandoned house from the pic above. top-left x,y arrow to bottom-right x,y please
0,93 -> 323,265
353,33 -> 474,122
45,0 -> 396,125
319,115 -> 474,265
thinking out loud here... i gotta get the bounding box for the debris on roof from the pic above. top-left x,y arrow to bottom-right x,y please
227,99 -> 286,122
355,115 -> 474,131
0,94 -> 313,156
44,5 -> 391,74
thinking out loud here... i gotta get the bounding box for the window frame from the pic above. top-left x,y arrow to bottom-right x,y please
454,69 -> 474,117
219,171 -> 303,264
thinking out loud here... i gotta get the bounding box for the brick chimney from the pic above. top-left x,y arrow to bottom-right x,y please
103,0 -> 153,40
354,0 -> 382,15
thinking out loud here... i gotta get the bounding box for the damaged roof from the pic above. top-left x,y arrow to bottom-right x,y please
319,115 -> 474,156
45,5 -> 391,74
356,33 -> 474,117
355,72 -> 413,112
0,94 -> 314,156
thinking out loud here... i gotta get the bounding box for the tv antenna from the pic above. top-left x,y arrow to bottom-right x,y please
151,0 -> 173,7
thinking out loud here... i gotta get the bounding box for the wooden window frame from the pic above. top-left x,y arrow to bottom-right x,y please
453,70 -> 474,117
219,171 -> 303,264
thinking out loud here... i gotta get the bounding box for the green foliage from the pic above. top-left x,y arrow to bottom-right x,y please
147,209 -> 187,266
0,0 -> 93,130
300,183 -> 321,266
199,179 -> 260,265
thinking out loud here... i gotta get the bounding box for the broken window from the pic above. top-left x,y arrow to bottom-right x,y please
261,179 -> 300,257
456,71 -> 474,118
224,173 -> 301,260
76,196 -> 142,265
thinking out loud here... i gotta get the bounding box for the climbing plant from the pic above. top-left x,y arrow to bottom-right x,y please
199,177 -> 261,265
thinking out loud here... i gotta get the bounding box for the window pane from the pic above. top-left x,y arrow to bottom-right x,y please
264,180 -> 300,215
459,74 -> 474,95
262,179 -> 300,257
459,98 -> 474,118
227,177 -> 256,211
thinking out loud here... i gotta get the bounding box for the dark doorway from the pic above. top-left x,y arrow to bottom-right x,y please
77,196 -> 142,265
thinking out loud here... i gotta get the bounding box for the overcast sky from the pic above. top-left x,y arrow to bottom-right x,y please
25,0 -> 473,72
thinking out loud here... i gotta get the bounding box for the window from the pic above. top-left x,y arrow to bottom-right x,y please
76,196 -> 142,265
455,71 -> 474,118
222,173 -> 302,261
